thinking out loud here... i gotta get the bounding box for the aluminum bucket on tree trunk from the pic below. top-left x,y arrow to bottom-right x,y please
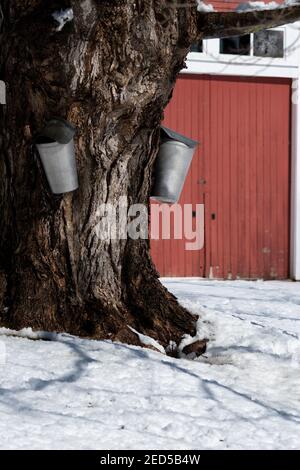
35,118 -> 78,194
151,126 -> 199,204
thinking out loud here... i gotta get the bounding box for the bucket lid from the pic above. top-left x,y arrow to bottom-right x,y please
161,126 -> 198,148
37,118 -> 76,144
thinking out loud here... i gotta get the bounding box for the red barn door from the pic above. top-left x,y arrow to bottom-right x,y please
150,74 -> 291,279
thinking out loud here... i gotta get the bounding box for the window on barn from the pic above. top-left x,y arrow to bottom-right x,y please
190,40 -> 203,53
253,30 -> 284,58
220,35 -> 251,55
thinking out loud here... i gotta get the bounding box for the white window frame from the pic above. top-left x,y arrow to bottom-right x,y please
185,24 -> 300,78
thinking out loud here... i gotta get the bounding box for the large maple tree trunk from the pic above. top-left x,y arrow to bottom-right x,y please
0,1 -> 198,349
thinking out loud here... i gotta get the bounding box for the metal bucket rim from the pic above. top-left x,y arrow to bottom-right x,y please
161,126 -> 199,148
35,118 -> 76,145
160,140 -> 191,150
36,141 -> 68,149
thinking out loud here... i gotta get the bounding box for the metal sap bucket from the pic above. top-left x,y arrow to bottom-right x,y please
151,126 -> 199,203
35,118 -> 78,194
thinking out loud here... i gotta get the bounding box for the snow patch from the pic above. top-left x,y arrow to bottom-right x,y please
0,327 -> 58,341
52,8 -> 74,32
236,1 -> 300,11
0,340 -> 6,365
196,1 -> 214,12
0,279 -> 300,449
128,326 -> 166,354
236,1 -> 279,11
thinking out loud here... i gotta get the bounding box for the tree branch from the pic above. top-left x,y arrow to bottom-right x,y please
198,5 -> 300,39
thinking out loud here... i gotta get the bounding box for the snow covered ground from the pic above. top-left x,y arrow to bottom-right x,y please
0,279 -> 300,450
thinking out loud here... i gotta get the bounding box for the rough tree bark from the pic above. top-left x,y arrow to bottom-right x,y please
0,0 -> 200,350
1,0 -> 300,352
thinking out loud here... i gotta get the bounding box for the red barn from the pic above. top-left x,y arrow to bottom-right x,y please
151,0 -> 300,280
